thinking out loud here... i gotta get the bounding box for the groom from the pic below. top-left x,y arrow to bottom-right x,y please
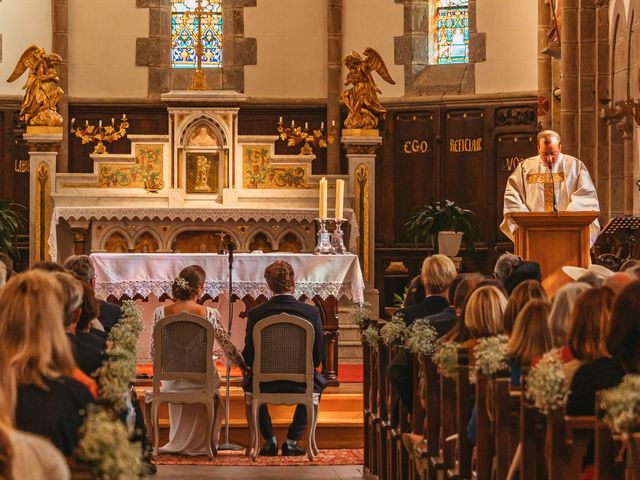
242,260 -> 327,456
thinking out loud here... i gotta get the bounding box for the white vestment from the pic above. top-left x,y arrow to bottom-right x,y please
500,153 -> 600,245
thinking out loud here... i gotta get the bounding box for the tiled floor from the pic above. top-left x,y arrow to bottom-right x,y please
155,465 -> 363,479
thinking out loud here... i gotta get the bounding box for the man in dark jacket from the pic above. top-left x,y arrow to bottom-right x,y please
242,260 -> 327,456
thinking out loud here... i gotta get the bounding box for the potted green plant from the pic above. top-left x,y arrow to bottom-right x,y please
405,200 -> 477,255
0,200 -> 25,259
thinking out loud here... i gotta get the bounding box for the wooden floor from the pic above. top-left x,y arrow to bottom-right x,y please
135,382 -> 364,449
155,465 -> 363,479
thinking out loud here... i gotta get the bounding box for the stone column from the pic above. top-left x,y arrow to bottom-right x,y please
578,3 -> 597,173
343,134 -> 380,319
52,0 -> 69,172
25,132 -> 62,265
560,0 -> 579,151
595,1 -> 611,220
327,0 -> 342,174
538,0 -> 552,129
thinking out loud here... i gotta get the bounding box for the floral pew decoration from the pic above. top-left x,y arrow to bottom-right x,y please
470,335 -> 509,384
525,349 -> 567,414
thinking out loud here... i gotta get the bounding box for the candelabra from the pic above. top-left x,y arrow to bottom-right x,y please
331,219 -> 347,254
277,118 -> 336,156
314,218 -> 336,255
70,115 -> 129,155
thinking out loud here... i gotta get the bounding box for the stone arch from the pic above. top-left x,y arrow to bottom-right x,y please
178,113 -> 230,149
275,229 -> 307,253
101,226 -> 133,253
245,227 -> 275,251
133,229 -> 162,253
167,226 -> 240,253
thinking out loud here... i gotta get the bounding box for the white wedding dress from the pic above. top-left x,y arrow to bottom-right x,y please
150,305 -> 243,456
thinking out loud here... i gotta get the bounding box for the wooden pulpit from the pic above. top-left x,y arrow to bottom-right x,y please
509,212 -> 599,296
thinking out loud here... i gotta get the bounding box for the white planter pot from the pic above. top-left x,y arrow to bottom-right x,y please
437,231 -> 464,257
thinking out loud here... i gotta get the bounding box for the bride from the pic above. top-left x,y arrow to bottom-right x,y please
150,265 -> 247,455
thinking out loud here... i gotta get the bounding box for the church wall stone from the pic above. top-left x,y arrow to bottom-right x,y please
0,0 -> 52,97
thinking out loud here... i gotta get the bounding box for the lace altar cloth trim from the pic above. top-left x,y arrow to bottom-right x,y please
92,253 -> 365,304
48,206 -> 359,262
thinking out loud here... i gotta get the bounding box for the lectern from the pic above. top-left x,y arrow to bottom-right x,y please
509,212 -> 599,296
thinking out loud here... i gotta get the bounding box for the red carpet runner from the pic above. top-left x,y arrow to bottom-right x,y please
155,449 -> 363,466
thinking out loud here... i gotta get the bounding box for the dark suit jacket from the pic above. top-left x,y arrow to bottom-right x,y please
398,295 -> 450,327
76,330 -> 107,351
424,306 -> 457,338
67,333 -> 105,376
242,294 -> 327,394
98,300 -> 121,333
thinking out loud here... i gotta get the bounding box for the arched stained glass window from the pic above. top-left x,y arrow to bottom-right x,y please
431,0 -> 469,65
171,0 -> 223,68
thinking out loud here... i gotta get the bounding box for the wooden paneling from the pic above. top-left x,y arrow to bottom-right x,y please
68,104 -> 168,173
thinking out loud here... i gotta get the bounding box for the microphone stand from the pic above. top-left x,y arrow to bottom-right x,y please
549,163 -> 559,214
218,241 -> 243,451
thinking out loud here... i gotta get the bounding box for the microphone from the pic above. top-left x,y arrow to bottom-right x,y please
227,241 -> 236,266
548,163 -> 558,214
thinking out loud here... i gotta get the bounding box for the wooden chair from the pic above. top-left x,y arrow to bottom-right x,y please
144,312 -> 223,459
247,313 -> 319,461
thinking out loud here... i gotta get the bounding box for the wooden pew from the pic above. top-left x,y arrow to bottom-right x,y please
594,400 -> 626,480
490,373 -> 521,480
363,319 -> 379,480
432,372 -> 457,476
363,324 -> 372,478
519,374 -> 547,480
545,410 -> 594,480
474,371 -> 493,480
447,347 -> 473,480
376,340 -> 390,479
386,344 -> 409,480
421,354 -> 442,480
408,352 -> 426,480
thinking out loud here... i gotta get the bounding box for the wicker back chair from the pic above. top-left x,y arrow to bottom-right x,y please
247,313 -> 319,460
144,312 -> 223,459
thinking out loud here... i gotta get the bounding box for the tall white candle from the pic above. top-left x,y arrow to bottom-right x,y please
319,177 -> 328,220
335,179 -> 344,220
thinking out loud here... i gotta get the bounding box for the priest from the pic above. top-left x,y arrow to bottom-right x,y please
500,130 -> 600,244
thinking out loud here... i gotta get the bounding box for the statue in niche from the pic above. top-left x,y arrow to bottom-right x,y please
189,125 -> 217,146
341,47 -> 395,130
194,155 -> 212,192
7,45 -> 64,127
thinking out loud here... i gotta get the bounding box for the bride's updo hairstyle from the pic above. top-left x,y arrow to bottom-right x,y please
172,265 -> 206,300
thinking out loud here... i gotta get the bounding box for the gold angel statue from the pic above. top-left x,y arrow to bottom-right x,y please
341,48 -> 395,130
7,45 -> 64,127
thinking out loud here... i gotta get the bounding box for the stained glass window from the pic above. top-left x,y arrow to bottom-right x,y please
171,0 -> 223,68
431,0 -> 469,65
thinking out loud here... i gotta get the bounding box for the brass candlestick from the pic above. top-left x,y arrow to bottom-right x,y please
70,116 -> 129,155
277,118 -> 336,155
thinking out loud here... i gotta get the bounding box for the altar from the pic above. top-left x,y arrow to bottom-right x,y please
92,252 -> 365,385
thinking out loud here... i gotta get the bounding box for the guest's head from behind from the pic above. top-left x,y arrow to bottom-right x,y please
172,265 -> 206,301
576,271 -> 604,288
77,281 -> 99,333
52,272 -> 84,331
507,299 -> 552,366
568,287 -> 613,363
503,279 -> 547,335
421,254 -> 456,297
604,272 -> 634,296
0,252 -> 13,284
622,265 -> 640,280
265,260 -> 295,295
493,253 -> 522,283
464,285 -> 507,338
503,260 -> 542,296
606,281 -> 640,373
62,254 -> 95,285
440,273 -> 484,344
31,261 -> 65,273
403,275 -> 426,308
548,282 -> 591,348
0,270 -> 76,388
475,277 -> 508,298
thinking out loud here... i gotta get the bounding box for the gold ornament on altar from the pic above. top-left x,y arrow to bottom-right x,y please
70,116 -> 130,155
341,47 -> 395,131
7,45 -> 64,128
276,118 -> 336,156
189,0 -> 210,91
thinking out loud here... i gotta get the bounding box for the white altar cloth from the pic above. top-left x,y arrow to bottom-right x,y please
49,206 -> 359,262
92,252 -> 365,304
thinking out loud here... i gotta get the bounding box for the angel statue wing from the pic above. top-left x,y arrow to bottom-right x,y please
362,47 -> 396,86
6,45 -> 44,83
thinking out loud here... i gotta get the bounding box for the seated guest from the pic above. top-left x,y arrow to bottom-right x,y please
151,265 -> 246,456
567,281 -> 640,416
242,260 -> 326,457
603,272 -> 634,296
440,273 -> 484,344
32,261 -> 65,272
0,330 -> 70,479
0,270 -> 93,456
402,274 -> 426,307
495,253 -> 541,296
388,255 -> 457,413
54,272 -> 105,378
63,255 -> 121,333
462,285 -> 507,350
564,287 -> 613,387
503,280 -> 547,335
76,282 -> 107,351
548,282 -> 591,350
507,299 -> 552,385
493,253 -> 522,284
421,273 -> 469,338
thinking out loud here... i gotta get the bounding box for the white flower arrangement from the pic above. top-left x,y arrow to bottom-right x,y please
379,313 -> 408,346
432,341 -> 459,379
351,302 -> 372,331
600,374 -> 640,434
77,407 -> 142,480
405,318 -> 438,355
174,276 -> 190,290
472,335 -> 509,383
525,349 -> 567,413
362,326 -> 380,347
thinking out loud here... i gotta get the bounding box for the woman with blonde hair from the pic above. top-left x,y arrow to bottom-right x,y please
0,336 -> 70,479
502,280 -> 547,335
0,270 -> 93,457
463,285 -> 507,343
507,300 -> 553,381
